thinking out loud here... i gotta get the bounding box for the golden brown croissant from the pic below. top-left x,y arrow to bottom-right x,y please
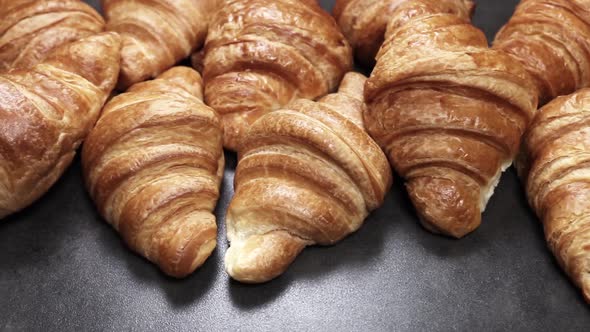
82,67 -> 224,278
363,2 -> 538,238
0,32 -> 121,219
203,0 -> 353,151
522,89 -> 590,303
0,0 -> 105,71
333,0 -> 474,66
102,0 -> 217,90
225,72 -> 392,283
494,0 -> 590,105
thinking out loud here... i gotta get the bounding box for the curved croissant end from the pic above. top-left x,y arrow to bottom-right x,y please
82,66 -> 224,278
494,0 -> 590,105
523,89 -> 590,303
364,4 -> 538,238
203,0 -> 353,151
0,0 -> 105,71
225,72 -> 392,283
102,0 -> 216,90
0,32 -> 121,219
333,0 -> 474,67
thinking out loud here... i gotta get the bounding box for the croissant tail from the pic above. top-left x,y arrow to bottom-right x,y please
406,170 -> 481,238
225,231 -> 307,283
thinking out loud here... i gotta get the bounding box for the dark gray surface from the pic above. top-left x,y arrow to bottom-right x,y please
1,0 -> 589,331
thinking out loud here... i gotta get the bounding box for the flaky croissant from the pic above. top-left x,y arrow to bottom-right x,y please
203,0 -> 353,151
0,0 -> 105,71
494,0 -> 590,105
0,32 -> 121,219
522,89 -> 590,303
225,72 -> 392,283
102,0 -> 217,90
364,2 -> 538,238
82,67 -> 224,278
333,0 -> 474,66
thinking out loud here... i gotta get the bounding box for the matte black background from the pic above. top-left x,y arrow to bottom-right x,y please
1,0 -> 589,331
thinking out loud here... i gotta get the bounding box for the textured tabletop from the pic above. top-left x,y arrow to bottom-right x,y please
1,0 -> 589,331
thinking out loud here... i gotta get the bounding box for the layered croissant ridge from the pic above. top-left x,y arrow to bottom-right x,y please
225,72 -> 392,283
364,5 -> 537,238
203,0 -> 353,150
82,67 -> 224,278
102,0 -> 216,90
0,0 -> 105,71
523,90 -> 590,302
0,32 -> 121,219
333,0 -> 475,66
494,0 -> 590,104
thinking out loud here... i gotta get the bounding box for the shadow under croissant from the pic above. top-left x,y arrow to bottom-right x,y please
228,189 -> 400,309
0,156 -> 90,271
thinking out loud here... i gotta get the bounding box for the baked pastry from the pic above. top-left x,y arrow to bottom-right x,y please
522,89 -> 590,303
225,72 -> 392,283
102,0 -> 217,90
364,2 -> 538,238
0,0 -> 105,71
494,0 -> 590,105
333,0 -> 474,66
203,0 -> 353,151
82,67 -> 224,278
0,32 -> 121,219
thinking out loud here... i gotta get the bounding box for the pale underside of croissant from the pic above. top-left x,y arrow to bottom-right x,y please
523,89 -> 590,303
82,67 -> 224,278
225,72 -> 392,283
364,2 -> 538,238
494,0 -> 590,105
203,0 -> 353,151
0,0 -> 105,72
102,0 -> 216,90
333,0 -> 474,67
0,32 -> 121,219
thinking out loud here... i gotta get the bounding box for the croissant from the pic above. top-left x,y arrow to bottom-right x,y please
494,0 -> 590,105
0,32 -> 121,219
333,0 -> 474,66
102,0 -> 217,90
203,0 -> 353,151
0,0 -> 105,71
363,2 -> 538,238
82,67 -> 224,278
522,89 -> 590,303
225,72 -> 392,283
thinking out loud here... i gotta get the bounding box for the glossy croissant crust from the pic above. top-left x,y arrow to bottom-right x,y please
364,3 -> 538,238
225,73 -> 392,283
102,0 -> 216,90
82,67 -> 224,278
494,0 -> 590,105
203,0 -> 353,151
522,89 -> 590,303
0,0 -> 105,71
333,0 -> 474,66
0,32 -> 121,219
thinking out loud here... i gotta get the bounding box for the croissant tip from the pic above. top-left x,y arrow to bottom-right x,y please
224,231 -> 307,283
407,175 -> 482,238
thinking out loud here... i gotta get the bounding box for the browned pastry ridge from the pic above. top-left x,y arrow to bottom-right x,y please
333,0 -> 474,66
494,0 -> 590,105
522,89 -> 590,303
363,1 -> 538,238
82,67 -> 224,278
225,73 -> 392,283
0,0 -> 105,71
203,0 -> 353,151
0,32 -> 121,219
102,0 -> 217,90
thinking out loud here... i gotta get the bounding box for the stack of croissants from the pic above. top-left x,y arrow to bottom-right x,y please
0,0 -> 589,303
